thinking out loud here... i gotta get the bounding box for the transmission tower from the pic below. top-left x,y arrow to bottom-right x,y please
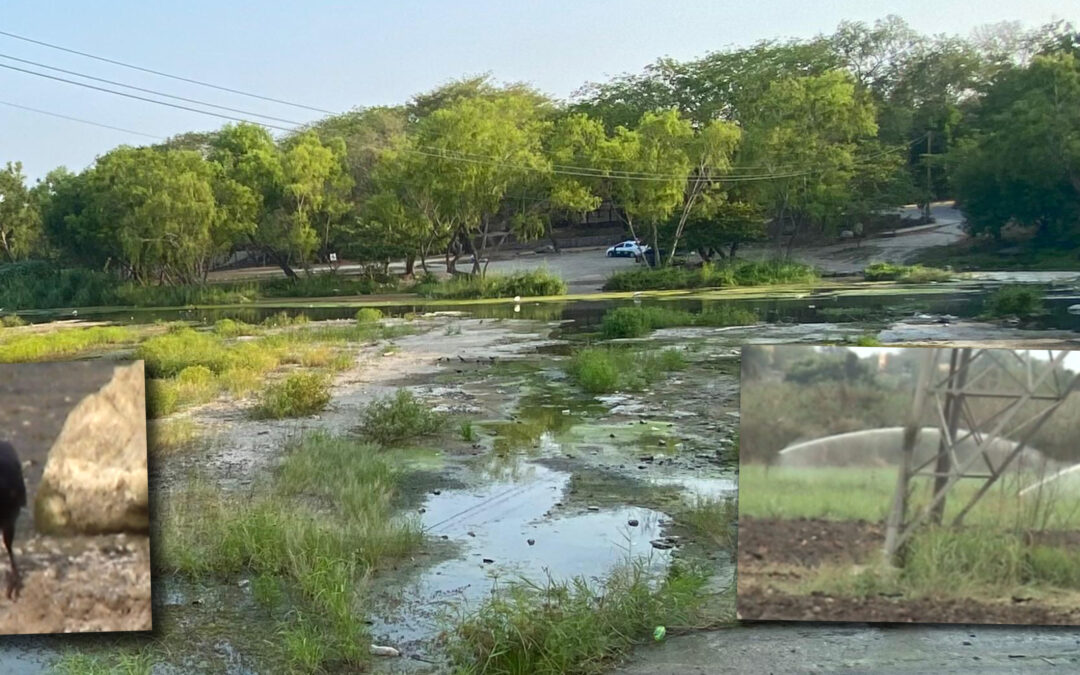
883,347 -> 1080,564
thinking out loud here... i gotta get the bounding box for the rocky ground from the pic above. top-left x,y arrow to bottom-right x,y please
0,361 -> 152,636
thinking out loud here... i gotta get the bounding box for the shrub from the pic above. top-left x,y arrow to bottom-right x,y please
863,262 -> 952,283
0,315 -> 26,328
603,259 -> 816,292
136,329 -> 234,377
986,284 -> 1044,318
254,373 -> 332,419
568,348 -> 620,393
214,318 -> 256,337
358,389 -> 442,446
417,269 -> 567,299
354,308 -> 383,324
601,305 -> 756,339
567,346 -> 687,394
146,379 -> 179,418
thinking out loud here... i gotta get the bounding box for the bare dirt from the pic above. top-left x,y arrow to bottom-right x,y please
0,361 -> 152,636
737,517 -> 1080,626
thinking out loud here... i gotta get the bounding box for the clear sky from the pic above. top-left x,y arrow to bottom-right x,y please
1,1 -> 1073,181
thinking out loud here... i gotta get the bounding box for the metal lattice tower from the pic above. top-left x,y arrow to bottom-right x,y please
883,347 -> 1080,564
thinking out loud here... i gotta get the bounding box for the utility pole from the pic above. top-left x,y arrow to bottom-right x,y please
924,130 -> 933,222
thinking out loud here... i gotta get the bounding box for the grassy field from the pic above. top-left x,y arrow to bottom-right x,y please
739,464 -> 1080,531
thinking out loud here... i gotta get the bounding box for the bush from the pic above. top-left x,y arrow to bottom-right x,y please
603,259 -> 816,292
567,346 -> 687,394
214,318 -> 256,337
136,329 -> 235,377
568,349 -> 620,393
863,262 -> 952,283
146,379 -> 179,418
416,269 -> 567,299
354,308 -> 383,324
986,284 -> 1045,318
601,305 -> 757,339
254,373 -> 332,419
358,389 -> 442,446
0,315 -> 26,328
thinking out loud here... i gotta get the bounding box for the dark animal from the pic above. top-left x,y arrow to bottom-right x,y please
0,441 -> 26,600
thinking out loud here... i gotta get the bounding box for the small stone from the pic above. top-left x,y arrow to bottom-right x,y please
238,579 -> 250,589
467,531 -> 476,537
658,439 -> 667,446
370,645 -> 400,657
650,539 -> 675,550
527,539 -> 535,546
587,506 -> 600,512
628,519 -> 639,527
433,490 -> 441,495
482,558 -> 495,564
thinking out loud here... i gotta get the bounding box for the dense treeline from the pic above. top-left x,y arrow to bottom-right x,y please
0,16 -> 1076,298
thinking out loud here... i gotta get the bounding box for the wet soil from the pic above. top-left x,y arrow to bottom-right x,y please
0,361 -> 152,636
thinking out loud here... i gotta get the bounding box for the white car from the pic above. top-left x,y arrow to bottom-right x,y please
606,240 -> 648,258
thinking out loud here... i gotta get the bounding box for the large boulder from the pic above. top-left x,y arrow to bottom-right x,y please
34,361 -> 149,535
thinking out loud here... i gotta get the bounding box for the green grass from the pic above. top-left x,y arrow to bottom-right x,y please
213,317 -> 258,337
600,305 -> 757,339
147,418 -> 201,456
852,334 -> 882,347
157,432 -> 423,672
567,346 -> 687,394
357,389 -> 443,446
447,561 -> 714,675
913,241 -> 1080,272
677,497 -> 737,549
136,328 -> 238,377
738,465 -> 1080,530
863,262 -> 953,283
354,307 -> 383,323
984,284 -> 1045,319
253,372 -> 332,419
0,325 -> 137,362
415,268 -> 567,299
460,419 -> 477,442
603,259 -> 817,292
52,649 -> 154,675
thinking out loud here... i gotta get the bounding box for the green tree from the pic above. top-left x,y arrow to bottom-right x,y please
950,52 -> 1080,244
0,162 -> 42,261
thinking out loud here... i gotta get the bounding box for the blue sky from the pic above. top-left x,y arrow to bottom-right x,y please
1,1 -> 1072,181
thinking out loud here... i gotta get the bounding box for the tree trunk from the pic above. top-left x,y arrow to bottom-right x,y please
404,253 -> 415,277
546,221 -> 560,253
650,225 -> 661,268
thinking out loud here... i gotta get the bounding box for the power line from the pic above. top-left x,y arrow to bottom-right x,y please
0,29 -> 335,115
0,52 -> 306,125
0,99 -> 164,140
0,61 -> 293,131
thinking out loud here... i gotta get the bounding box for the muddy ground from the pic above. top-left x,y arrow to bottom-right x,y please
0,362 -> 152,636
737,517 -> 1080,626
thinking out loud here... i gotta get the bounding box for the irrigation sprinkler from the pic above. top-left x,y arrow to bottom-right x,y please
883,347 -> 1080,566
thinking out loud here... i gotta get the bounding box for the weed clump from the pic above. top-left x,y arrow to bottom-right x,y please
358,389 -> 442,446
254,373 -> 331,419
986,284 -> 1045,319
603,259 -> 817,292
601,305 -> 756,339
568,346 -> 687,394
416,268 -> 567,299
355,308 -> 383,324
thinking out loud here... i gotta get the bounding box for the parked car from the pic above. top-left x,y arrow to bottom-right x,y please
606,240 -> 647,258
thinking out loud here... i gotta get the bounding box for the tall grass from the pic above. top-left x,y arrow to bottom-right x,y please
415,269 -> 567,299
603,259 -> 817,292
567,346 -> 687,394
985,284 -> 1045,318
254,373 -> 332,419
447,562 -> 712,675
357,389 -> 443,446
0,325 -> 137,362
601,305 -> 757,339
157,433 -> 423,672
863,262 -> 953,283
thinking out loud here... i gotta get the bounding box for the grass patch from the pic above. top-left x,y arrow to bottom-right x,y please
136,329 -> 236,377
567,346 -> 687,394
603,259 -> 817,292
213,317 -> 258,337
984,284 -> 1045,319
416,268 -> 567,299
354,307 -> 383,324
863,262 -> 953,283
147,418 -> 201,456
738,465 -> 1080,530
0,325 -> 136,362
158,433 -> 423,672
0,315 -> 26,328
357,389 -> 443,446
447,561 -> 712,675
460,419 -> 477,442
677,497 -> 737,548
254,372 -> 332,419
601,305 -> 757,339
52,649 -> 154,675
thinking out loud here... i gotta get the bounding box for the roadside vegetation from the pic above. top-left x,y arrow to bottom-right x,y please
603,260 -> 817,292
414,269 -> 567,299
984,284 -> 1046,319
862,262 -> 953,283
